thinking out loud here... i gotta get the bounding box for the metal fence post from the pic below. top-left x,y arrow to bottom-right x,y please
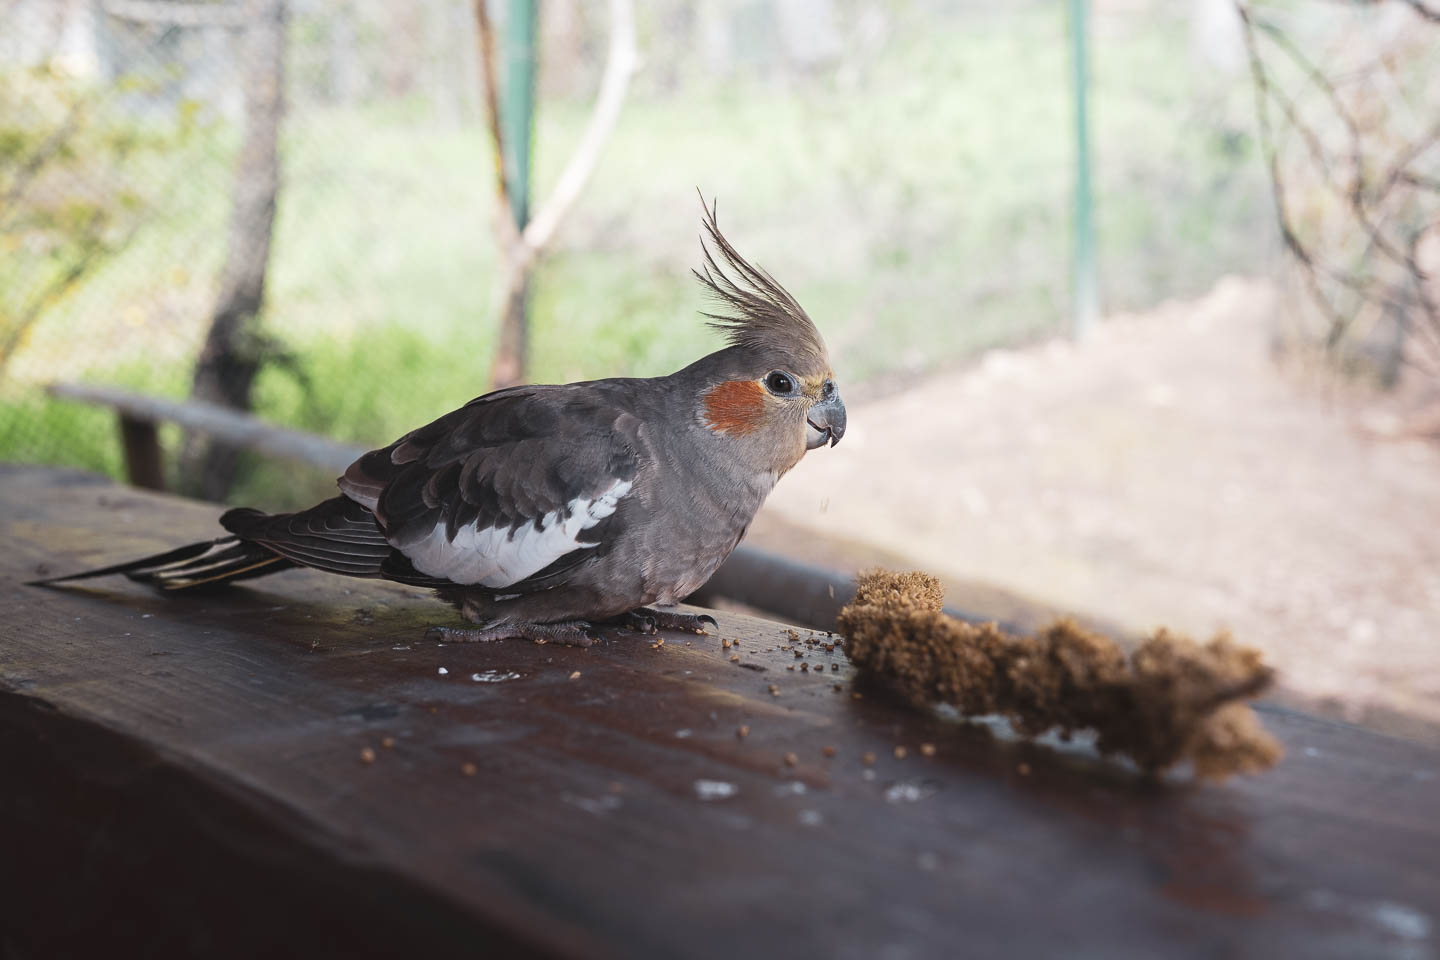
1070,0 -> 1099,341
501,0 -> 538,231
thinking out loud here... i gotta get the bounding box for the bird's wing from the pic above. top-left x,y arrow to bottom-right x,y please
339,385 -> 648,592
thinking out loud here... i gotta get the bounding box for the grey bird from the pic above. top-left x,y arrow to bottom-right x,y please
30,200 -> 847,646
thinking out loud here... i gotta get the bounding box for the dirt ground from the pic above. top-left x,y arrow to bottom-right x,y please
750,276 -> 1440,737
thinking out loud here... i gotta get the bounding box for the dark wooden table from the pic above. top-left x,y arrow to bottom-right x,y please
2,465 -> 1437,959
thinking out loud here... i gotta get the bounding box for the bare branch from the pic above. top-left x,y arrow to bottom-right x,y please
1236,0 -> 1439,364
483,0 -> 639,388
473,0 -> 518,250
520,0 -> 638,255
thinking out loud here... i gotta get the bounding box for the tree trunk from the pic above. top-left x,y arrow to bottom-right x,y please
489,269 -> 530,390
181,0 -> 286,501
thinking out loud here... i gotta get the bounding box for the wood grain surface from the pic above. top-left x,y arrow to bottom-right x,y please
2,465 -> 1437,959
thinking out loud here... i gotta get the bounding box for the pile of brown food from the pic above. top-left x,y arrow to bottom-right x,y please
837,570 -> 1282,780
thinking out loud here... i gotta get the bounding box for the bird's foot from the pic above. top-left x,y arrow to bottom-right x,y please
425,620 -> 600,648
618,607 -> 718,636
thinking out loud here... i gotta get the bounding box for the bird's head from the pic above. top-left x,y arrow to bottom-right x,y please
690,198 -> 846,477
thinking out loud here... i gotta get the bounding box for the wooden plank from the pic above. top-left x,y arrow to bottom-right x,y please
2,464 -> 1438,959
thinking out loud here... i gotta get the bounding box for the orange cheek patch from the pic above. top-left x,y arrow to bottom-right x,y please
702,379 -> 766,435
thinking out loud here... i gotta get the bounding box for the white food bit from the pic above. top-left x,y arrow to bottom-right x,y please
693,779 -> 738,801
437,667 -> 448,676
884,780 -> 937,804
797,809 -> 824,828
471,670 -> 522,683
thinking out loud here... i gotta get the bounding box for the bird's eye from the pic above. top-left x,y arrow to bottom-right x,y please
765,371 -> 796,395
821,379 -> 835,399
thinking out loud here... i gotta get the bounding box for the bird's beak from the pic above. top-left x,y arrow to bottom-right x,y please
806,394 -> 847,450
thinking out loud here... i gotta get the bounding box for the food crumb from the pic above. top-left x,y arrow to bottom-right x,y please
436,667 -> 448,676
784,752 -> 799,767
381,736 -> 396,749
801,662 -> 810,672
569,671 -> 582,680
730,654 -> 740,662
461,762 -> 478,777
359,747 -> 376,765
894,746 -> 908,759
920,743 -> 936,757
862,751 -> 876,766
823,745 -> 837,758
737,725 -> 750,739
1017,763 -> 1031,776
723,638 -> 732,648
768,684 -> 780,696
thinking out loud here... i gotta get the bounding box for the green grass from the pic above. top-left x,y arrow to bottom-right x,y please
1,6 -> 1271,504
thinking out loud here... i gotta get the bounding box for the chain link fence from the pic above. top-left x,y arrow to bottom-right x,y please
2,0 -> 1278,505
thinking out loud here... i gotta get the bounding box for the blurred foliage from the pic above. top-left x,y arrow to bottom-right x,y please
0,2 -> 1274,508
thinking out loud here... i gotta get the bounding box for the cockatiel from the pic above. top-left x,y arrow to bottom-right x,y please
32,200 -> 846,646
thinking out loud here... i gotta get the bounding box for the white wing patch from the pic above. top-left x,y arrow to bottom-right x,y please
397,478 -> 632,588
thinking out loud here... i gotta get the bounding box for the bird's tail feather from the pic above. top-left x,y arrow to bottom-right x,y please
27,537 -> 294,591
27,495 -> 450,593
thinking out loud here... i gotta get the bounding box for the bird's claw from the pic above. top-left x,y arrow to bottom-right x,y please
621,608 -> 718,635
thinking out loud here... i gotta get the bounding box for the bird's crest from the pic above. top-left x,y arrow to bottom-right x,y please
692,194 -> 828,369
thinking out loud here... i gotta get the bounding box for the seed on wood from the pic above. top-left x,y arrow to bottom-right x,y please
768,684 -> 780,696
359,747 -> 377,765
787,665 -> 795,671
722,638 -> 732,648
381,736 -> 396,749
833,683 -> 842,691
894,746 -> 908,759
920,743 -> 936,757
852,692 -> 863,700
1017,763 -> 1031,776
737,725 -> 750,739
800,663 -> 810,672
822,745 -> 837,758
862,752 -> 876,766
730,654 -> 740,662
784,753 -> 799,767
830,663 -> 839,671
461,762 -> 478,777
569,671 -> 582,680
